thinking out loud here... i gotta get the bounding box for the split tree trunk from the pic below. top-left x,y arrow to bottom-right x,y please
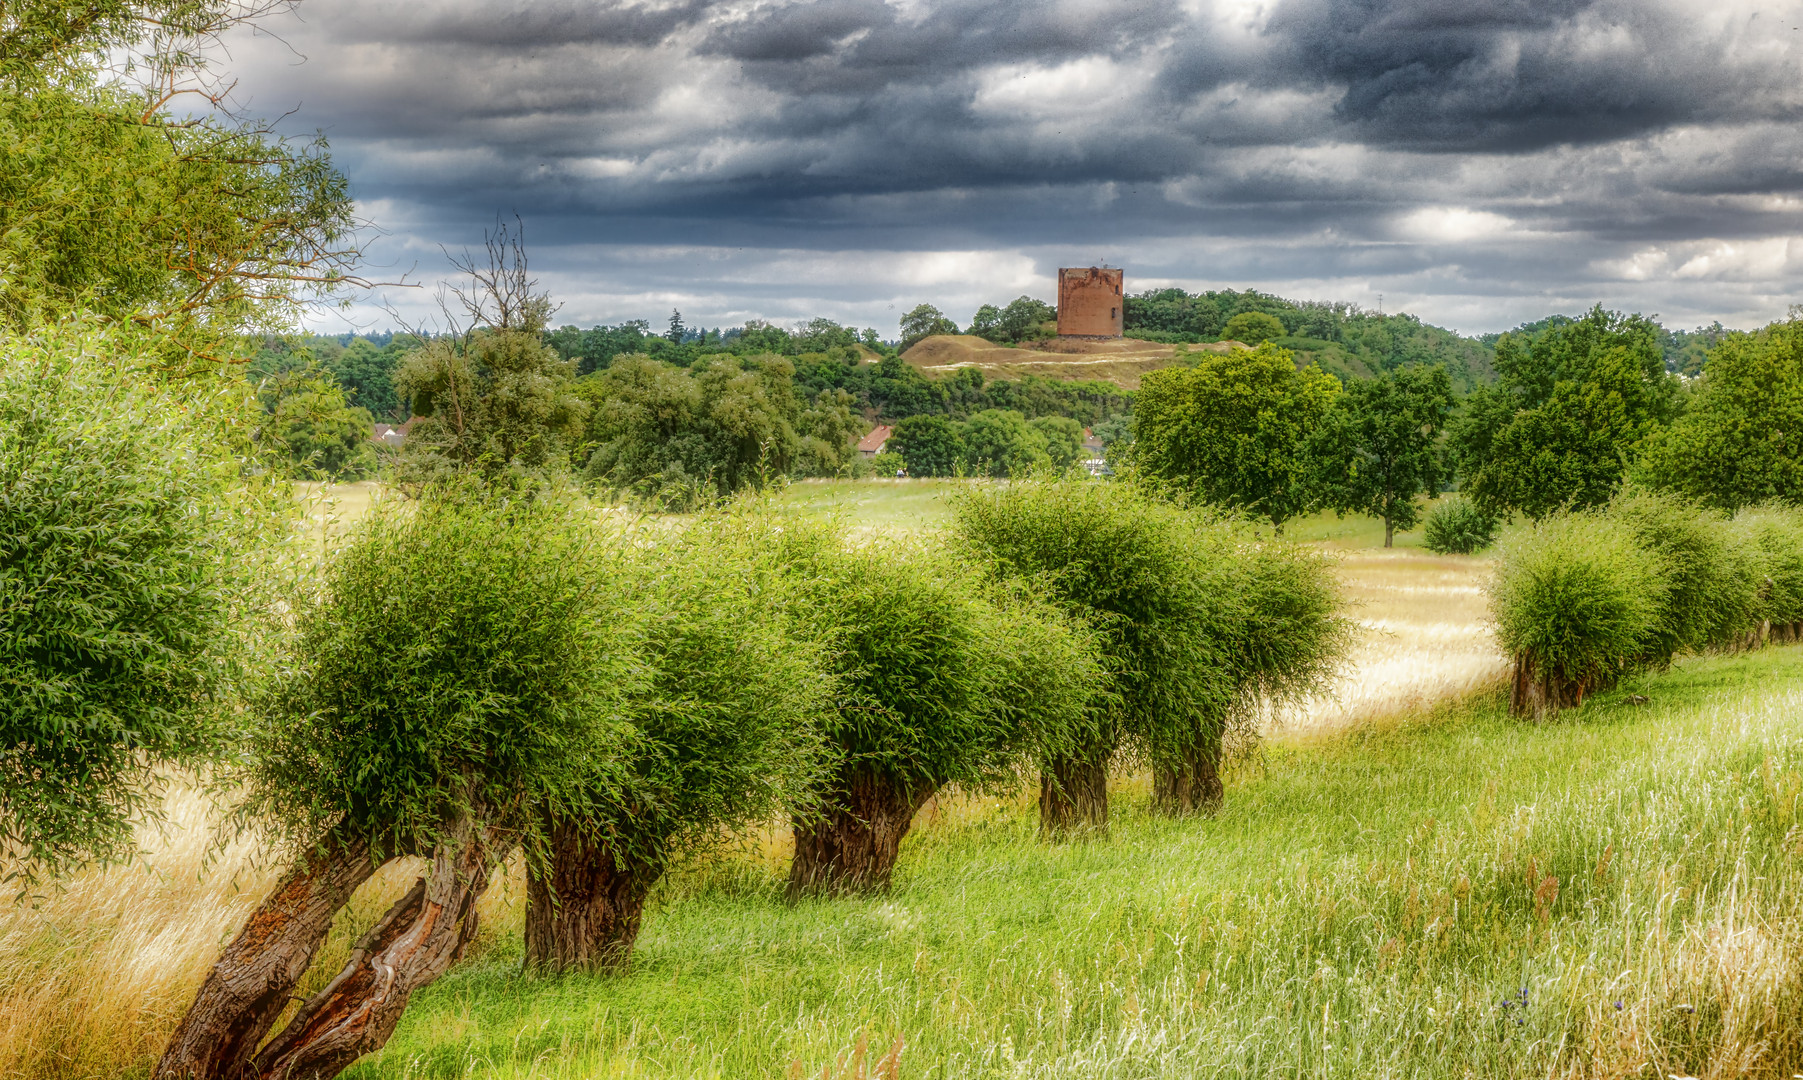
155,827 -> 378,1080
1152,742 -> 1223,817
788,766 -> 933,898
524,819 -> 661,972
246,812 -> 510,1080
1039,746 -> 1110,837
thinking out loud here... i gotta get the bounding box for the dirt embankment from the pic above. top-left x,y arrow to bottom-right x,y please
900,335 -> 1248,390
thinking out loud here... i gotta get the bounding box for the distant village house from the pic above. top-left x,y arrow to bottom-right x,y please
857,424 -> 893,457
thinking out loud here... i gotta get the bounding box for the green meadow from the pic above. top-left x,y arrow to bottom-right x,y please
342,647 -> 1803,1079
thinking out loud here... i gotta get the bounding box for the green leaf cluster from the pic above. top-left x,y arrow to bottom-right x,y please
784,530 -> 1103,799
1130,344 -> 1342,527
949,478 -> 1347,773
1422,495 -> 1498,555
1638,319 -> 1803,512
396,328 -> 590,484
0,319 -> 288,884
243,489 -> 638,857
1489,490 -> 1769,712
1317,363 -> 1456,544
1,2 -> 358,353
1455,307 -> 1676,520
889,410 -> 1085,477
583,509 -> 835,867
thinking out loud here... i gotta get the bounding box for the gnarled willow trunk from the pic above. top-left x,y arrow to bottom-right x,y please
157,812 -> 508,1080
1038,746 -> 1110,837
156,828 -> 377,1080
524,818 -> 661,972
789,765 -> 933,898
1152,742 -> 1223,817
247,811 -> 509,1080
1510,655 -> 1589,719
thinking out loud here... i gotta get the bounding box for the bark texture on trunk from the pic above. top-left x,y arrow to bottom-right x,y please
1038,748 -> 1110,837
524,820 -> 660,972
1509,655 -> 1588,718
1152,742 -> 1223,817
155,828 -> 377,1080
788,766 -> 932,898
1384,519 -> 1395,548
247,813 -> 509,1080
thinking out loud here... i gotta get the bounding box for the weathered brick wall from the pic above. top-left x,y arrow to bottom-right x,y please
1057,267 -> 1124,338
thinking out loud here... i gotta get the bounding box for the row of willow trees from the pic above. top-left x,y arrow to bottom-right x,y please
2,308 -> 1351,1079
138,475 -> 1346,1078
1490,491 -> 1803,718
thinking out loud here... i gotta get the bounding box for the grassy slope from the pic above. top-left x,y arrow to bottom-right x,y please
350,647 -> 1803,1080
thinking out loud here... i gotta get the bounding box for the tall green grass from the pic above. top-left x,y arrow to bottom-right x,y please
342,646 -> 1803,1080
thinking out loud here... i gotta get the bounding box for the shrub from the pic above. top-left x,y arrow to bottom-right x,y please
525,509 -> 833,971
783,532 -> 1101,893
0,322 -> 284,887
1489,512 -> 1669,717
1737,503 -> 1803,642
162,489 -> 636,1080
1422,495 -> 1498,554
1605,489 -> 1758,663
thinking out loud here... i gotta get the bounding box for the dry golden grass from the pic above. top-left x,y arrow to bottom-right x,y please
0,787 -> 528,1079
1275,547 -> 1507,736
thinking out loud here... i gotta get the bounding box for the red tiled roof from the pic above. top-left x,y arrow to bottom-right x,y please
856,424 -> 894,453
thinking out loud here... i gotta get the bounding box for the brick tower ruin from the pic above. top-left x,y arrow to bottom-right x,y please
1056,267 -> 1124,338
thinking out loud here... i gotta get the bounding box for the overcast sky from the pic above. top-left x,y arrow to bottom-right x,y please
225,0 -> 1803,337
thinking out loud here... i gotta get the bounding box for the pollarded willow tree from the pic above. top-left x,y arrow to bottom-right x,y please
158,489 -> 636,1080
0,320 -> 287,888
783,529 -> 1103,895
950,478 -> 1347,827
524,510 -> 834,971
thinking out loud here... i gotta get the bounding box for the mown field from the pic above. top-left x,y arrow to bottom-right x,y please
3,480 -> 1797,1079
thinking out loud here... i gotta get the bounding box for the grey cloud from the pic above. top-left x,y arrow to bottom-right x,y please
219,0 -> 1803,335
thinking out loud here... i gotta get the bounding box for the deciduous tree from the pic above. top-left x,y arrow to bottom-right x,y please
1319,363 -> 1455,546
1131,344 -> 1341,528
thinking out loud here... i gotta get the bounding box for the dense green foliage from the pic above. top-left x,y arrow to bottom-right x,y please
1605,490 -> 1757,667
0,322 -> 280,884
1455,307 -> 1677,519
569,512 -> 832,868
1639,320 -> 1803,511
0,1 -> 357,352
1421,495 -> 1497,555
1125,288 -> 1494,390
1490,512 -> 1668,713
396,326 -> 588,482
949,480 -> 1345,800
899,305 -> 960,351
576,353 -> 805,505
1221,311 -> 1286,345
784,532 -> 1101,800
1318,363 -> 1456,546
968,296 -> 1056,344
255,371 -> 376,481
1737,504 -> 1803,631
1131,345 -> 1341,527
243,491 -> 635,855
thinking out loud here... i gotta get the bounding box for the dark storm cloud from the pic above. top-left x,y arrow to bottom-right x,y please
1266,0 -> 1799,150
224,0 -> 1803,334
